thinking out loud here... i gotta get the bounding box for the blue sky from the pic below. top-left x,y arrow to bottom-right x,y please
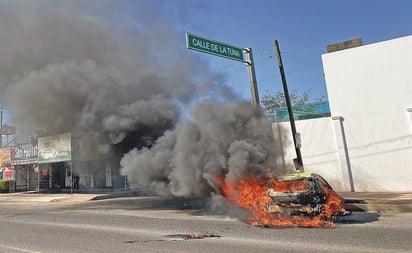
1,0 -> 412,131
160,0 -> 412,102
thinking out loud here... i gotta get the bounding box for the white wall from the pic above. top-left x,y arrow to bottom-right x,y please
273,117 -> 354,192
274,35 -> 412,192
320,35 -> 412,191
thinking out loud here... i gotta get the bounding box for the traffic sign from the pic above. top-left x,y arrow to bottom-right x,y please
186,33 -> 245,62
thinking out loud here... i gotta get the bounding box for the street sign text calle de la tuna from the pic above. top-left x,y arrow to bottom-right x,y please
186,33 -> 245,62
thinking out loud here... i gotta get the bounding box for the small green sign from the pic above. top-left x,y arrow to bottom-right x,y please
186,33 -> 245,62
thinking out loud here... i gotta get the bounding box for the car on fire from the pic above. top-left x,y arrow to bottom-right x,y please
266,172 -> 351,219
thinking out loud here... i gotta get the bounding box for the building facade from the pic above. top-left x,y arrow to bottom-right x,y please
274,35 -> 412,192
3,132 -> 126,192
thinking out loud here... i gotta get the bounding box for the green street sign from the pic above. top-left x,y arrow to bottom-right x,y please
186,33 -> 245,62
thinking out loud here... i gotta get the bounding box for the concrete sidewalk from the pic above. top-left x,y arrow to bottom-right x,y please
339,192 -> 412,213
1,191 -> 411,213
0,191 -> 102,203
340,192 -> 412,200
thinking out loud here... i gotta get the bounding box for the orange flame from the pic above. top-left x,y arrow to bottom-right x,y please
215,173 -> 343,228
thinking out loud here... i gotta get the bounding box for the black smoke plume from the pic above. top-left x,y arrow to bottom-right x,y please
0,1 -> 285,199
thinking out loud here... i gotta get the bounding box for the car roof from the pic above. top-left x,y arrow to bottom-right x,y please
276,172 -> 317,181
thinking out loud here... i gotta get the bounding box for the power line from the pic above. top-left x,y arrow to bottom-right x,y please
226,63 -> 323,93
185,47 -> 324,99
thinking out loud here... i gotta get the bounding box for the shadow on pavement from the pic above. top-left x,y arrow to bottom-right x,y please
88,192 -> 382,226
335,211 -> 381,225
86,193 -> 208,212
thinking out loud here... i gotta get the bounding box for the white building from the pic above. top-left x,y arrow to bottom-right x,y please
274,35 -> 412,192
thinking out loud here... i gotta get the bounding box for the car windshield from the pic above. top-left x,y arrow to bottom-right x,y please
316,176 -> 336,193
273,178 -> 311,192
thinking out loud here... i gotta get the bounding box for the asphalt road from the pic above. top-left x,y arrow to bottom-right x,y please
0,196 -> 411,253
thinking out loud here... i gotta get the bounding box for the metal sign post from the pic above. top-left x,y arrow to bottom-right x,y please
70,164 -> 73,197
186,33 -> 261,112
186,32 -> 245,62
36,166 -> 40,194
244,48 -> 261,113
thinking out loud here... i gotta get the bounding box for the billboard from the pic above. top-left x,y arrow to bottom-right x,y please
0,147 -> 13,169
38,132 -> 71,164
11,143 -> 38,165
2,125 -> 16,135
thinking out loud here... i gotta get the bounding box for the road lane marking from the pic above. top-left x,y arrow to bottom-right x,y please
0,244 -> 41,253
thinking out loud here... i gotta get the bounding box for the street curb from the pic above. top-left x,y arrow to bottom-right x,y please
344,199 -> 412,213
363,199 -> 412,213
1,192 -> 412,214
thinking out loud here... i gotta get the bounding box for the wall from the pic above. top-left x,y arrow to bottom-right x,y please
273,117 -> 354,192
286,36 -> 412,192
274,35 -> 412,192
319,35 -> 412,191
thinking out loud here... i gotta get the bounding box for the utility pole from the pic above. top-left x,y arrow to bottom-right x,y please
274,40 -> 304,171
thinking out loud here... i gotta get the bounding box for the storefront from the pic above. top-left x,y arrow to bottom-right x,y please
37,132 -> 118,191
3,132 -> 125,192
0,147 -> 15,191
38,132 -> 73,190
71,133 -> 112,190
10,142 -> 38,191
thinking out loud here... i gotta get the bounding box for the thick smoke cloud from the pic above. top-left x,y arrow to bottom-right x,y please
121,100 -> 284,197
0,0 -> 222,140
0,1 -> 286,199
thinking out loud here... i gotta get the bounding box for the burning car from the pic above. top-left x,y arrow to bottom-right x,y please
216,171 -> 350,228
266,172 -> 350,219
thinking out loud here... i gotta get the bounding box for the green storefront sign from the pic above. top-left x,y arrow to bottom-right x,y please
38,133 -> 72,164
